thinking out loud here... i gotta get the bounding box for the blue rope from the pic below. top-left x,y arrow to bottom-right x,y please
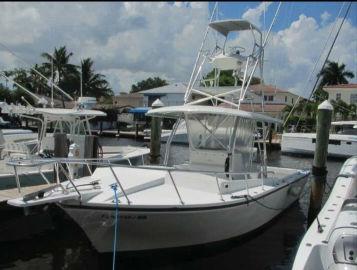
111,183 -> 119,270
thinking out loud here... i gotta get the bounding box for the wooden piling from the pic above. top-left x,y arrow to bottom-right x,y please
150,99 -> 164,164
54,133 -> 69,158
54,133 -> 69,181
307,100 -> 333,226
82,135 -> 98,176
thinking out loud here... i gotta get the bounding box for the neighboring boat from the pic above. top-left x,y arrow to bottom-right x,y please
292,156 -> 357,270
281,121 -> 357,158
6,18 -> 309,253
77,96 -> 97,110
143,119 -> 188,144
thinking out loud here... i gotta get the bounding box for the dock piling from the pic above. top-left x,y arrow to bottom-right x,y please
307,100 -> 333,226
150,99 -> 164,164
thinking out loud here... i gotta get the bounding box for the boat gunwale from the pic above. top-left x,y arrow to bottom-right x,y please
60,170 -> 309,212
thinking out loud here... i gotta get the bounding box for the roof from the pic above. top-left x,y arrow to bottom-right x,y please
209,20 -> 261,36
146,105 -> 282,124
323,84 -> 357,89
238,103 -> 287,113
139,83 -> 187,95
249,84 -> 291,94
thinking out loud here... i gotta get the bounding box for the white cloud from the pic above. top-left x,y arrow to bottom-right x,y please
242,2 -> 273,28
0,2 -> 208,94
263,15 -> 357,98
228,2 -> 356,99
0,2 -> 355,100
321,11 -> 331,25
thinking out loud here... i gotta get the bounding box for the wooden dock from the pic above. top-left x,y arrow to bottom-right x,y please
0,184 -> 50,203
92,129 -> 145,139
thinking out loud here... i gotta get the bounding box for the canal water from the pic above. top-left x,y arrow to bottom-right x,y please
0,137 -> 345,270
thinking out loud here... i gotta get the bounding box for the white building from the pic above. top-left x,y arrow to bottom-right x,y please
140,83 -> 186,107
323,84 -> 357,105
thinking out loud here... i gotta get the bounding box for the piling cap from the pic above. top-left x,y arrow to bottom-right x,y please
318,100 -> 333,111
152,98 -> 164,108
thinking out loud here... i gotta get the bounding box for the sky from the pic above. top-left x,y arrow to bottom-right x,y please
0,2 -> 356,98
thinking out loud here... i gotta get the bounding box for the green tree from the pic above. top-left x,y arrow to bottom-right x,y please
314,61 -> 355,102
331,99 -> 352,120
131,77 -> 168,93
0,83 -> 12,102
76,58 -> 113,99
201,69 -> 261,87
41,46 -> 79,107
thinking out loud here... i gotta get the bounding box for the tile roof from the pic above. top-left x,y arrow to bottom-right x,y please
323,84 -> 357,89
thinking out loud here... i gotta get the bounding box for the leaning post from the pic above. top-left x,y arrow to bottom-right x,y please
307,100 -> 333,226
150,99 -> 164,164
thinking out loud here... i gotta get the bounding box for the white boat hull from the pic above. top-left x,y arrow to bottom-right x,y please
61,175 -> 307,253
292,156 -> 357,270
281,133 -> 357,158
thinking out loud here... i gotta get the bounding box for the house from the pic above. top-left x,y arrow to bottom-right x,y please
233,84 -> 299,119
247,84 -> 299,106
140,82 -> 186,107
112,92 -> 143,108
323,84 -> 357,105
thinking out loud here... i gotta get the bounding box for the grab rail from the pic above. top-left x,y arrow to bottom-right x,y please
7,157 -> 277,205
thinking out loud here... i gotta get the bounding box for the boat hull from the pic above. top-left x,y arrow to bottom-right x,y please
61,175 -> 308,253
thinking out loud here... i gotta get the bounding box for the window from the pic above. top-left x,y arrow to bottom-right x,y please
264,95 -> 274,101
336,93 -> 341,101
351,93 -> 357,104
292,98 -> 294,104
285,96 -> 287,102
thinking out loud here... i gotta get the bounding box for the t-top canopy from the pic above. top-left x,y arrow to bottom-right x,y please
35,108 -> 106,117
146,105 -> 282,124
209,20 -> 261,36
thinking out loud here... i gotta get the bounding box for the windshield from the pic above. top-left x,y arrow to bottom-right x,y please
186,113 -> 255,152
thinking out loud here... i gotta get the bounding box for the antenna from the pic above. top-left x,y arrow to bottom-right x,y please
80,59 -> 83,98
0,42 -> 74,101
21,96 -> 33,107
51,54 -> 54,108
0,72 -> 48,106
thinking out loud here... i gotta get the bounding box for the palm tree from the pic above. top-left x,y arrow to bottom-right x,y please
314,61 -> 355,102
29,64 -> 47,95
41,46 -> 79,107
77,58 -> 113,99
318,61 -> 355,86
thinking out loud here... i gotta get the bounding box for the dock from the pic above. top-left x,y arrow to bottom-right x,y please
92,129 -> 145,139
0,184 -> 50,203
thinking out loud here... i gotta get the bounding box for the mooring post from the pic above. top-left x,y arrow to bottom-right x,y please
83,135 -> 97,176
54,133 -> 69,181
307,100 -> 333,226
150,99 -> 164,164
54,133 -> 69,158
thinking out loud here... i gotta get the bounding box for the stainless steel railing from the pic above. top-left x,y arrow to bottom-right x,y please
7,157 -> 275,205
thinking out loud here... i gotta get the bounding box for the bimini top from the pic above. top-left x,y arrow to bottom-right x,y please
209,20 -> 261,36
35,108 -> 106,117
146,105 -> 282,124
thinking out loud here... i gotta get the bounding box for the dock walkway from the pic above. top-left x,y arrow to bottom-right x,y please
0,184 -> 50,203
